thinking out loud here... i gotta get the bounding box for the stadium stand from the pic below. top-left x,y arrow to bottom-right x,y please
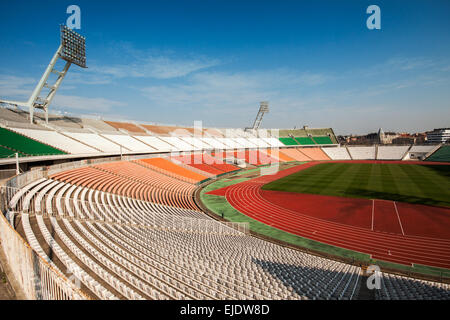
213,138 -> 236,148
172,154 -> 225,176
104,121 -> 147,134
0,127 -> 67,156
179,137 -> 213,150
9,127 -> 99,154
376,273 -> 450,300
0,107 -> 32,123
313,136 -> 334,145
0,145 -> 25,158
426,145 -> 450,162
321,147 -> 351,160
50,163 -> 199,211
201,137 -> 229,149
279,137 -> 299,146
80,118 -> 118,132
262,137 -> 285,147
295,137 -> 316,145
263,149 -> 296,162
5,148 -> 450,300
138,157 -> 208,182
133,136 -> 173,151
404,145 -> 439,160
376,146 -> 410,160
297,147 -> 330,161
34,113 -> 84,129
235,137 -> 258,148
203,128 -> 224,138
61,131 -> 123,153
158,137 -> 195,151
172,154 -> 217,175
347,146 -> 376,160
100,133 -> 154,152
9,171 -> 366,300
201,153 -> 241,173
236,150 -> 279,166
248,138 -> 270,148
279,148 -> 312,161
409,145 -> 437,153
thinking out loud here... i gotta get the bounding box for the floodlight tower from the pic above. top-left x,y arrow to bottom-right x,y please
245,101 -> 269,132
0,25 -> 87,124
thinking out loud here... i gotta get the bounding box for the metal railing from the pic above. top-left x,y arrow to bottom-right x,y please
0,207 -> 89,300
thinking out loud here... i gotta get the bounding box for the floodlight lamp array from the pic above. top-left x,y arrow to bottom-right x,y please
60,25 -> 87,68
260,101 -> 269,113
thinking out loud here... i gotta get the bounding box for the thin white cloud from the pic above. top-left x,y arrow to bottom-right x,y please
52,95 -> 126,112
0,75 -> 36,98
87,55 -> 220,80
140,69 -> 331,108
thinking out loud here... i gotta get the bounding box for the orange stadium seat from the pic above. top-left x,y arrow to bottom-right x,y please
279,148 -> 312,161
297,147 -> 330,161
104,121 -> 147,134
139,157 -> 208,182
263,149 -> 296,162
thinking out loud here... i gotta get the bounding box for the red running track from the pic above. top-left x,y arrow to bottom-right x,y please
207,161 -> 450,269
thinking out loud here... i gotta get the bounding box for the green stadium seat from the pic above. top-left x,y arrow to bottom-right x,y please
0,145 -> 25,158
279,137 -> 299,145
295,137 -> 315,145
426,145 -> 450,162
0,127 -> 66,157
313,136 -> 333,145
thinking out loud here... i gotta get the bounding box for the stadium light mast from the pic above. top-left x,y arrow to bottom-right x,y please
0,25 -> 87,124
245,101 -> 269,132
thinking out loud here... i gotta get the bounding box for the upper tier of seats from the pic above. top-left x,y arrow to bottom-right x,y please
0,145 -> 25,158
279,137 -> 298,145
0,107 -> 30,123
10,127 -> 99,154
62,132 -> 123,153
104,121 -> 146,134
101,134 -> 156,152
295,137 -> 315,145
80,118 -> 118,132
313,136 -> 333,145
0,127 -> 66,156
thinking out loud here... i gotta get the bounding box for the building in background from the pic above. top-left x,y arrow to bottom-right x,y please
426,128 -> 450,144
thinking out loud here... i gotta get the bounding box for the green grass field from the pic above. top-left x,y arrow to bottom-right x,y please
262,163 -> 450,207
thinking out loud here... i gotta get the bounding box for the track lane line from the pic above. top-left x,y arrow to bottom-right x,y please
393,201 -> 405,236
371,199 -> 375,231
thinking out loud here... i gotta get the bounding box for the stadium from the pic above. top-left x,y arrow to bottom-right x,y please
0,1 -> 449,303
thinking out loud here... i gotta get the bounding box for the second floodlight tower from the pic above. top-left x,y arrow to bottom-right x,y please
0,25 -> 87,124
245,101 -> 269,132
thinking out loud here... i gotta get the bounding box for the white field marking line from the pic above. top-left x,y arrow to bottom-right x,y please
371,199 -> 375,231
393,201 -> 405,236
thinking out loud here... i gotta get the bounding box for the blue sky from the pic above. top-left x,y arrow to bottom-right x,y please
0,0 -> 449,135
